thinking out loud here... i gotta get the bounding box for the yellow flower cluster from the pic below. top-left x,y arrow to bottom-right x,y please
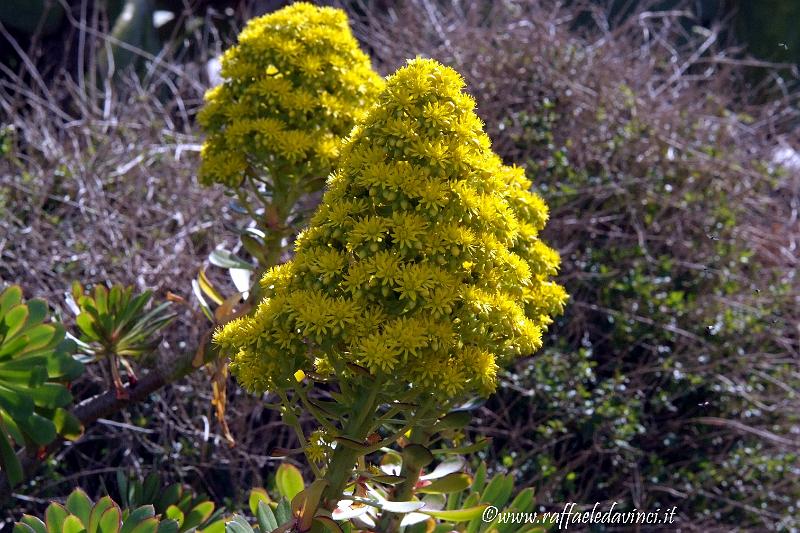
216,58 -> 567,402
197,2 -> 383,188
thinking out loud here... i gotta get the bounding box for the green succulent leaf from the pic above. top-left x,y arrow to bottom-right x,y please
19,516 -> 47,533
61,516 -> 86,533
65,489 -> 93,524
248,488 -> 271,515
87,498 -> 117,533
0,286 -> 83,483
416,473 -> 473,494
421,505 -> 488,522
256,501 -> 278,533
274,498 -> 291,526
223,516 -> 253,533
275,463 -> 304,501
480,474 -> 515,509
96,506 -> 122,533
44,504 -> 69,533
0,428 -> 23,486
181,502 -> 215,531
14,523 -> 38,533
71,284 -> 175,364
95,505 -> 122,533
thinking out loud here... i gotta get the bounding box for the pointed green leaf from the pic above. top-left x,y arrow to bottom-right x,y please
65,488 -> 93,524
182,502 -> 214,531
481,474 -> 513,509
87,498 -> 116,533
62,515 -> 86,533
0,429 -> 23,486
141,473 -> 160,505
274,498 -> 291,526
472,462 -> 487,494
417,473 -> 473,494
420,505 -> 488,522
256,501 -> 278,532
45,504 -> 69,533
96,506 -> 122,533
224,516 -> 253,533
508,487 -> 535,513
157,484 -> 182,514
14,523 -> 37,533
20,515 -> 47,533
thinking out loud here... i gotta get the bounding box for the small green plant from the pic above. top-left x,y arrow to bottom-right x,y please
115,472 -> 225,533
0,285 -> 83,486
13,488 -> 180,533
69,283 -> 175,398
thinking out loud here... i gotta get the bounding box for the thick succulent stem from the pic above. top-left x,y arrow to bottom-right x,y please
377,427 -> 432,532
321,383 -> 380,507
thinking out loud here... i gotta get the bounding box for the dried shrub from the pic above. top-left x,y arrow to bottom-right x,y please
0,4 -> 295,518
344,0 -> 800,529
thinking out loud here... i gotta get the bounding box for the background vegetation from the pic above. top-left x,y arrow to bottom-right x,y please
1,0 -> 798,530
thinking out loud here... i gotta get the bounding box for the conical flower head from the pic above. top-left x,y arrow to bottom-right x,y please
217,58 -> 567,402
198,2 -> 384,188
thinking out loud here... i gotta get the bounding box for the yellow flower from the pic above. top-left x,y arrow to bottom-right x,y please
305,429 -> 330,463
198,2 -> 383,188
216,58 -> 567,405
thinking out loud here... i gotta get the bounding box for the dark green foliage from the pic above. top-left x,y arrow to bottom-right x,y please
13,487 -> 180,533
114,471 -> 224,532
465,12 -> 798,532
0,286 -> 83,486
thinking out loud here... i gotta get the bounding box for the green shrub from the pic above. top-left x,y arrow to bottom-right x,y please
0,285 -> 83,486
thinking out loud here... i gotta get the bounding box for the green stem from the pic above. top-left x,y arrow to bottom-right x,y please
378,406 -> 435,532
295,385 -> 338,434
321,382 -> 380,506
277,390 -> 323,479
